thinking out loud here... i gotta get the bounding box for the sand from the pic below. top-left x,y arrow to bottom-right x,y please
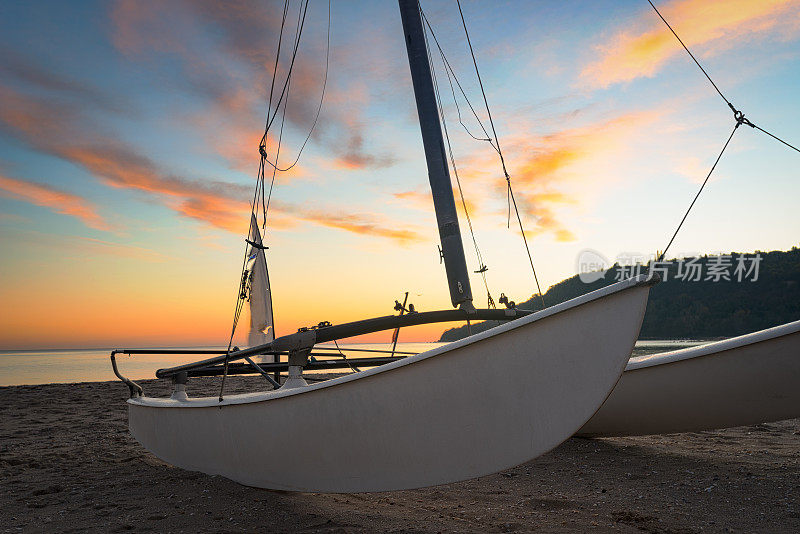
1,376 -> 798,533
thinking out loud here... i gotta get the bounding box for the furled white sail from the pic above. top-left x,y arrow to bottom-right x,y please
246,214 -> 275,362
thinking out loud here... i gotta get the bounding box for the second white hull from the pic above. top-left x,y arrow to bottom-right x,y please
579,320 -> 800,437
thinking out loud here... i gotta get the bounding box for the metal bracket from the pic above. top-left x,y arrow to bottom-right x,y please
110,350 -> 143,398
243,356 -> 281,389
273,329 -> 316,353
498,293 -> 516,309
288,346 -> 313,368
170,371 -> 189,401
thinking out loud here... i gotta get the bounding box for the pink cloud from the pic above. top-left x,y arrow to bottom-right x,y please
0,174 -> 113,232
109,0 -> 395,173
454,110 -> 663,242
581,0 -> 800,89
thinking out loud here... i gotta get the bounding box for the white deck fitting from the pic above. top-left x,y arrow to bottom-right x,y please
579,319 -> 800,437
129,276 -> 653,493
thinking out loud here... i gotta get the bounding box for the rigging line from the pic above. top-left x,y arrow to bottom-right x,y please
260,0 -> 310,144
262,0 -> 291,145
251,147 -> 264,213
263,0 -> 308,137
647,0 -> 800,156
456,0 -> 509,177
263,0 -> 307,220
259,0 -> 306,223
508,183 -> 545,309
423,8 -> 494,305
262,0 -> 331,173
456,0 -> 543,307
219,254 -> 250,401
750,123 -> 800,155
260,159 -> 267,228
264,70 -> 291,220
255,0 -> 289,228
221,1 -> 296,400
658,122 -> 740,263
646,0 -> 732,109
443,55 -> 492,143
332,340 -> 360,373
419,9 -> 493,145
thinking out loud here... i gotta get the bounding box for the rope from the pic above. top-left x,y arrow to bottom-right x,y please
263,0 -> 290,141
750,123 -> 800,155
646,0 -> 731,109
219,0 -> 316,401
455,0 -> 545,308
262,0 -> 331,172
646,0 -> 800,264
260,0 -> 289,225
422,8 -> 495,308
507,183 -> 545,308
419,11 -> 493,145
333,340 -> 360,373
647,0 -> 800,155
659,123 -> 740,262
264,74 -> 290,221
456,0 -> 509,177
259,0 -> 309,143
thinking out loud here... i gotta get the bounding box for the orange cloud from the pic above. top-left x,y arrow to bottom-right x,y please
513,111 -> 661,240
393,190 -> 428,204
110,0 -> 394,174
581,0 -> 799,88
297,209 -> 424,245
59,142 -> 416,243
0,81 -> 258,234
56,144 -> 255,233
0,83 -> 422,244
453,110 -> 662,242
0,174 -> 112,231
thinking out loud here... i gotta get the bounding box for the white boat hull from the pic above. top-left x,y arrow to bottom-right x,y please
129,276 -> 653,492
579,320 -> 800,437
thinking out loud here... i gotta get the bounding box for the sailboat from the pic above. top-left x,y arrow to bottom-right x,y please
110,0 -> 658,492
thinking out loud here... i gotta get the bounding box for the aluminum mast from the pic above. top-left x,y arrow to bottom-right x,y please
398,0 -> 474,311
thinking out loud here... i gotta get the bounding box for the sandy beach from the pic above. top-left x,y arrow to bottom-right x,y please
1,376 -> 798,533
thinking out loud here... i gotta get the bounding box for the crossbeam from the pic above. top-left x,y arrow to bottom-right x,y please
186,356 -> 405,377
155,308 -> 528,378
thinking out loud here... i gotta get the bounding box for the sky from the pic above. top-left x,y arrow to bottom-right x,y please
0,0 -> 798,349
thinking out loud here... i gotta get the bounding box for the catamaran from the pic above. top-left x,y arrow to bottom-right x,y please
111,0 -> 657,492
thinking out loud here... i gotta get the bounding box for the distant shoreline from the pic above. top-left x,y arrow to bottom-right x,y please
441,247 -> 800,342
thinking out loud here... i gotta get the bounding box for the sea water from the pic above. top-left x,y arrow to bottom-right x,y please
0,340 -> 706,387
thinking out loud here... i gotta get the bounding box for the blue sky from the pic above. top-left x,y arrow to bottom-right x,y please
1,0 -> 798,348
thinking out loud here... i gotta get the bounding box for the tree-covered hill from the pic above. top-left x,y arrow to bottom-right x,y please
439,247 -> 800,342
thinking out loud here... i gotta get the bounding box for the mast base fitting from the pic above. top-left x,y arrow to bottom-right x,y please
280,365 -> 308,389
170,371 -> 189,401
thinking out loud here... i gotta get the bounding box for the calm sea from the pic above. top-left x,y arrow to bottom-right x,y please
0,340 -> 705,387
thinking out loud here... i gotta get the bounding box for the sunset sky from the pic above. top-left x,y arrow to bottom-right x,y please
1,0 -> 799,349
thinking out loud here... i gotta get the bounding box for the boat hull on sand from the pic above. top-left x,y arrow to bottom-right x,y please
129,276 -> 652,493
579,319 -> 800,438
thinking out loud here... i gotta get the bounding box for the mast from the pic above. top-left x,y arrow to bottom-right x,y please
398,0 -> 474,311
